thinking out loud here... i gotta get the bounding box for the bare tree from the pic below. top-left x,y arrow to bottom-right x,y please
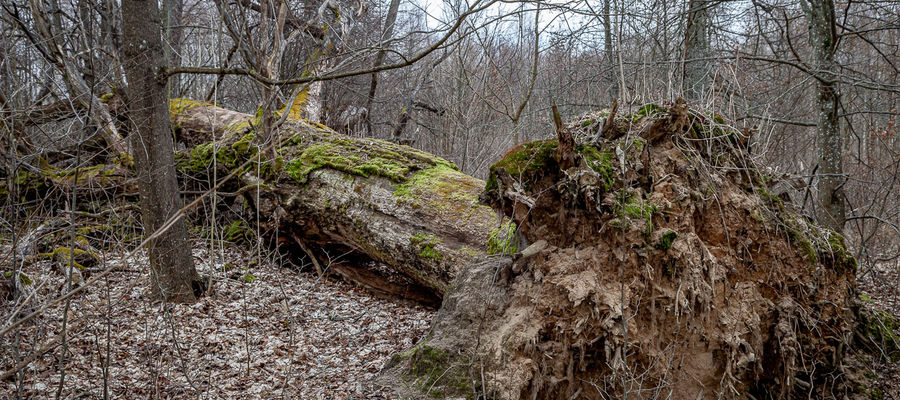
364,0 -> 401,135
800,0 -> 845,232
123,0 -> 199,303
682,0 -> 713,100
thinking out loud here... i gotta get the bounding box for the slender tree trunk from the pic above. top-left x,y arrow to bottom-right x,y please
391,52 -> 451,142
122,0 -> 199,303
364,0 -> 401,135
683,0 -> 712,100
163,0 -> 184,96
801,0 -> 845,232
602,0 -> 617,100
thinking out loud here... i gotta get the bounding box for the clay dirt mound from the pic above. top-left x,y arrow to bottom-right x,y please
381,101 -> 863,399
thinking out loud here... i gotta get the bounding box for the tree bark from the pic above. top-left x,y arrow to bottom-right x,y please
683,0 -> 713,100
800,0 -> 845,232
122,0 -> 199,303
172,103 -> 504,303
602,0 -> 618,100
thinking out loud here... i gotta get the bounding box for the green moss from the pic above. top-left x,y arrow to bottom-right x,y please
405,344 -> 472,397
45,163 -> 124,187
576,144 -> 615,190
113,152 -> 135,169
620,194 -> 661,236
794,232 -> 818,264
658,230 -> 678,251
780,219 -> 858,271
487,222 -> 518,255
77,225 -> 111,236
485,140 -> 559,192
822,231 -> 858,273
394,165 -> 455,198
258,156 -> 283,179
782,216 -> 819,265
284,139 -> 455,184
224,220 -> 249,242
231,132 -> 256,155
169,98 -> 215,128
180,133 -> 260,173
393,165 -> 484,220
609,218 -> 629,229
4,271 -> 32,286
39,247 -> 100,270
628,103 -> 667,123
632,137 -> 646,153
636,103 -> 666,117
411,232 -> 443,261
456,247 -> 479,258
758,187 -> 783,207
858,307 -> 900,362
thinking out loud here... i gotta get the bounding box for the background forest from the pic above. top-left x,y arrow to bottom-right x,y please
0,0 -> 898,398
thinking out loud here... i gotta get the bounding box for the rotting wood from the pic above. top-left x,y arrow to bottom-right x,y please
170,102 -> 505,301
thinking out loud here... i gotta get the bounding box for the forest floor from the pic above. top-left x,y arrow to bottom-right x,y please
856,260 -> 900,398
1,240 -> 898,399
0,241 -> 434,399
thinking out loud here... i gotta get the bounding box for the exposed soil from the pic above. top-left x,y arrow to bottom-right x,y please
381,103 -> 886,399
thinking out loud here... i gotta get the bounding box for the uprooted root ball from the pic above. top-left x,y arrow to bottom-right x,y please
384,102 -> 863,399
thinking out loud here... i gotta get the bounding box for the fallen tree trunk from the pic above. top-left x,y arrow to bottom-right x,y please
171,101 -> 512,303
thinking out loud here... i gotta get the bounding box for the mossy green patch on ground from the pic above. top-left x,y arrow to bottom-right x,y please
47,163 -> 124,187
411,232 -> 443,261
224,220 -> 250,242
758,187 -> 783,207
76,225 -> 112,236
403,344 -> 473,398
12,170 -> 50,199
3,271 -> 32,286
857,307 -> 900,362
487,221 -> 518,255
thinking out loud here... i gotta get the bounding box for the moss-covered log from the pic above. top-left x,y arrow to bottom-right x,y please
171,101 -> 507,303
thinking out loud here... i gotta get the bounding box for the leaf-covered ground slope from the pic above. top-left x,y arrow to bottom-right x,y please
0,243 -> 434,398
